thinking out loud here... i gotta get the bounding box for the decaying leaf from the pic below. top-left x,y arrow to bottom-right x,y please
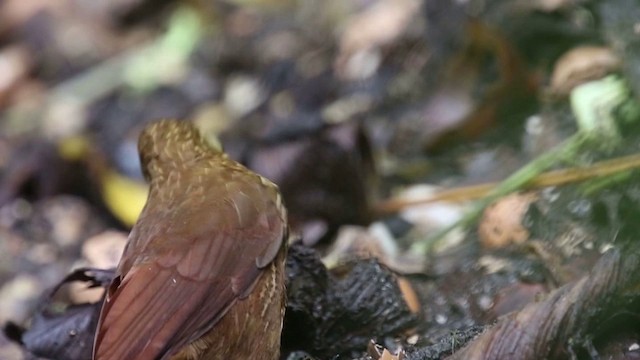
3,268 -> 114,360
283,244 -> 417,358
446,245 -> 640,359
6,245 -> 415,360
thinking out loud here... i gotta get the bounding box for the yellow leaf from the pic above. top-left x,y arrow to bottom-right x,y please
101,170 -> 148,226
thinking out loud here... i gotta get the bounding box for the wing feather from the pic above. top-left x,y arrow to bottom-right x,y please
93,169 -> 286,360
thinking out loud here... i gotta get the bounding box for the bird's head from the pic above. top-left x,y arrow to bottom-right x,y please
138,119 -> 221,181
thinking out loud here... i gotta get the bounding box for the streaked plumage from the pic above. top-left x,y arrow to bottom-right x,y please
93,119 -> 287,360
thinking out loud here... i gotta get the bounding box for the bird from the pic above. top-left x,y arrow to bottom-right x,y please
93,119 -> 288,360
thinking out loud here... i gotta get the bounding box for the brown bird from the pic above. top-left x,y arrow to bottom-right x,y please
93,119 -> 288,360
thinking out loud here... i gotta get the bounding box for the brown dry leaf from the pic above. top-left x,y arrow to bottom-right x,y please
550,46 -> 621,96
322,223 -> 426,274
323,225 -> 388,267
447,246 -> 640,359
368,340 -> 407,360
478,192 -> 538,249
397,277 -> 421,315
381,349 -> 405,360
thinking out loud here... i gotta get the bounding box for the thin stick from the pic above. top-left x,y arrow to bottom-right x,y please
376,152 -> 640,214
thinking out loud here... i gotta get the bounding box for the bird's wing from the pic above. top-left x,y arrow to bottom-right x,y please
93,173 -> 286,360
